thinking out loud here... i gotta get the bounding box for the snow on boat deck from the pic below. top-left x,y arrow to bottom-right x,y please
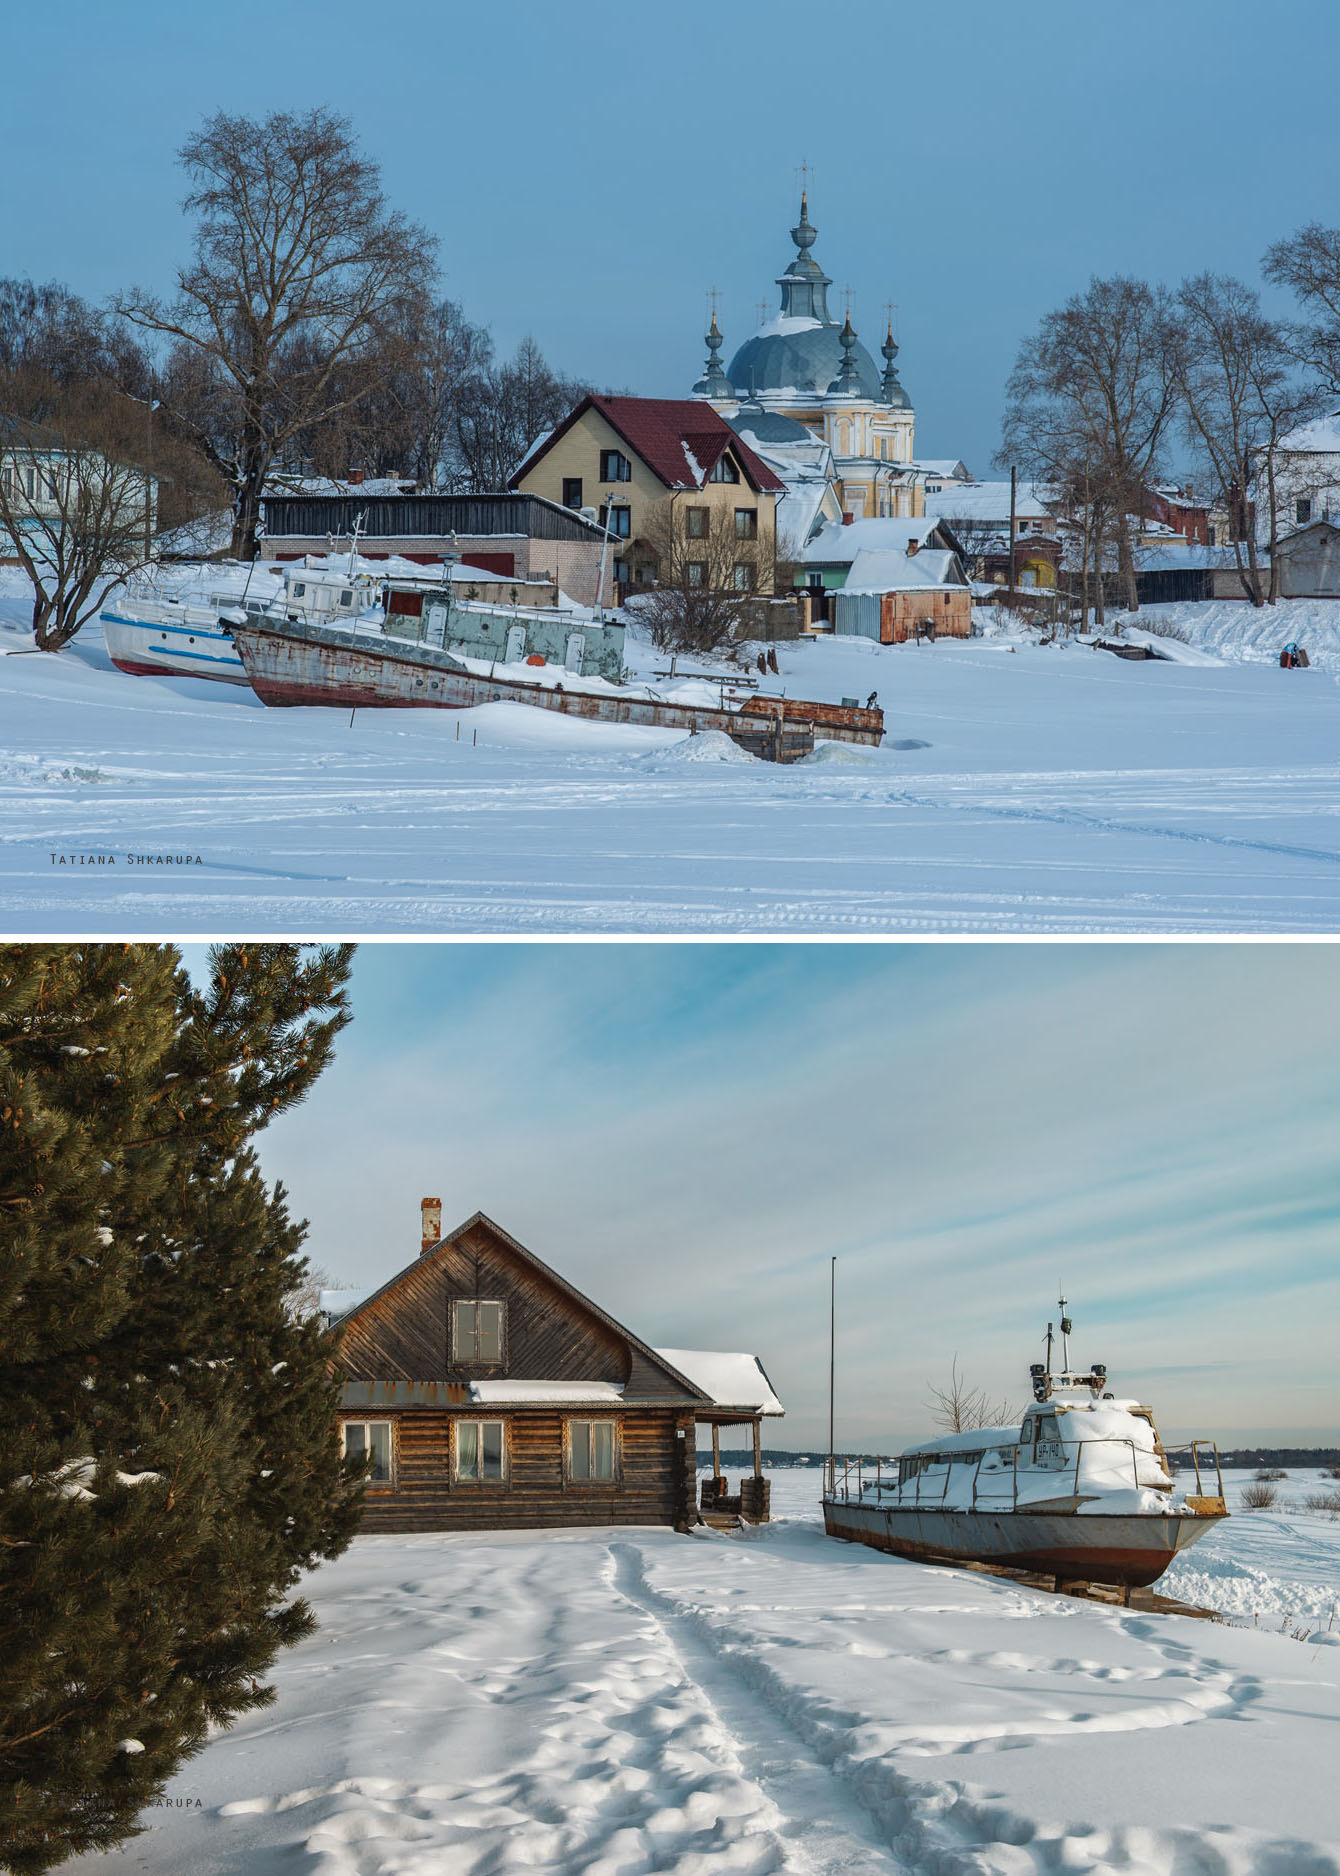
6,594 -> 1340,932
63,1471 -> 1340,1876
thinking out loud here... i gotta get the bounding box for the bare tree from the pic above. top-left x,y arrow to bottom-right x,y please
1171,273 -> 1321,605
452,335 -> 594,491
0,372 -> 157,649
924,1355 -> 1017,1435
1001,277 -> 1180,612
118,109 -> 438,556
632,502 -> 766,655
1262,222 -> 1340,393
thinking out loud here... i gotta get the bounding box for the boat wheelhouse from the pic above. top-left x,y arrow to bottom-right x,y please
823,1303 -> 1227,1591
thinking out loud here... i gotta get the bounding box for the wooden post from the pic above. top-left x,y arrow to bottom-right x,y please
711,1422 -> 721,1481
752,1418 -> 762,1478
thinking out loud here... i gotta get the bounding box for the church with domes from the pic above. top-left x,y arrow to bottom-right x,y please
691,195 -> 927,542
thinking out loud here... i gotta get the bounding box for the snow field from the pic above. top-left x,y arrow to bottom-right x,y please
6,584 -> 1340,931
66,1475 -> 1340,1876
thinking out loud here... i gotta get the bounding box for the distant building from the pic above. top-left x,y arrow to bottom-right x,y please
796,514 -> 967,621
1272,518 -> 1340,597
324,1207 -> 783,1533
830,536 -> 973,643
0,412 -> 158,565
511,394 -> 784,595
921,480 -> 1061,589
1257,412 -> 1340,540
257,490 -> 614,609
692,196 -> 928,527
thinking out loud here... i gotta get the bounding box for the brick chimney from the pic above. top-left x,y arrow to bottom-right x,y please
907,537 -> 920,556
421,1196 -> 441,1254
841,511 -> 855,526
347,469 -> 365,486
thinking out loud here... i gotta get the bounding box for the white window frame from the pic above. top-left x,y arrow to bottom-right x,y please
454,1417 -> 507,1484
341,1418 -> 394,1485
451,1297 -> 505,1365
567,1417 -> 619,1484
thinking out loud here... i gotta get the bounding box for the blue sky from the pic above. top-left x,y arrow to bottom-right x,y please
4,0 -> 1339,471
186,941 -> 1340,1452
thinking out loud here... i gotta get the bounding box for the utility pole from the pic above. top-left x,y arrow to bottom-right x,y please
1008,463 -> 1018,600
827,1256 -> 836,1495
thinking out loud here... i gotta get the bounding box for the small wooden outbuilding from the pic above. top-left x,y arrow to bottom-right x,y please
324,1207 -> 783,1533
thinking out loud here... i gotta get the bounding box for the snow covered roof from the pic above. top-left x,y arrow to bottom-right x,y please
1135,543 -> 1243,571
653,1349 -> 784,1416
800,514 -> 948,564
923,481 -> 1055,524
467,1380 -> 626,1405
910,458 -> 973,480
843,546 -> 967,592
901,1423 -> 1021,1457
1276,411 -> 1340,454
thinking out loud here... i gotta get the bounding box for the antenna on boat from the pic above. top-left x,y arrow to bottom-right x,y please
1058,1291 -> 1072,1371
828,1256 -> 836,1496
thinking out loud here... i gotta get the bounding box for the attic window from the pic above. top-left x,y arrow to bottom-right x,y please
453,1298 -> 504,1364
600,449 -> 632,482
1297,498 -> 1313,524
709,453 -> 740,484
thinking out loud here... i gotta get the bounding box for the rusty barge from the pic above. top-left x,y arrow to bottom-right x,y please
227,615 -> 884,759
823,1300 -> 1227,1593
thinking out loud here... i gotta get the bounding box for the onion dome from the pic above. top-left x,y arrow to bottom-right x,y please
692,309 -> 734,400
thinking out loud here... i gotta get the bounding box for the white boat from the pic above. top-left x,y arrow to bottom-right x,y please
823,1302 -> 1227,1590
100,563 -> 384,684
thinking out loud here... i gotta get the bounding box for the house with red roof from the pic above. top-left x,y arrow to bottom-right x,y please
511,394 -> 785,595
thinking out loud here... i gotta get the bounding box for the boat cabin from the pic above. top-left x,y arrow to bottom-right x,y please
323,1206 -> 782,1533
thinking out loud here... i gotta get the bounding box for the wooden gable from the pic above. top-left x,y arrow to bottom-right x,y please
332,1212 -> 706,1405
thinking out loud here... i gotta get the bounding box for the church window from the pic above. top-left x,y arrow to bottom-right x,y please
734,508 -> 757,540
708,453 -> 740,484
600,449 -> 632,482
685,506 -> 709,538
562,477 -> 583,509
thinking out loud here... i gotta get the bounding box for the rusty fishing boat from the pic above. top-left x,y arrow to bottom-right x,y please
226,586 -> 883,761
823,1299 -> 1227,1590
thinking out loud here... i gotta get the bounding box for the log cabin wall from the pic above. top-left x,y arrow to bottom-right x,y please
345,1407 -> 700,1532
331,1214 -> 706,1531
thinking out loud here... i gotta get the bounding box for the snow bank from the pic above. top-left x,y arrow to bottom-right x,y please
1116,598 -> 1340,683
638,729 -> 756,765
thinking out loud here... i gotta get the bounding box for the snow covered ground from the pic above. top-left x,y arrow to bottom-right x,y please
6,581 -> 1340,932
68,1469 -> 1340,1876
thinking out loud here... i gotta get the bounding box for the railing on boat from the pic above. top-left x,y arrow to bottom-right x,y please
824,1437 -> 1224,1512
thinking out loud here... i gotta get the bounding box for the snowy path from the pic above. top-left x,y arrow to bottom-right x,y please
4,614 -> 1340,931
69,1510 -> 1340,1876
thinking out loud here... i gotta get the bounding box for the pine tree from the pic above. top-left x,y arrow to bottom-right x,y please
0,943 -> 361,1874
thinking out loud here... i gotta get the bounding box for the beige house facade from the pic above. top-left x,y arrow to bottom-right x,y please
512,395 -> 784,596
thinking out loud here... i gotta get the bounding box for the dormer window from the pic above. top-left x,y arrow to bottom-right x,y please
709,454 -> 740,484
600,449 -> 632,482
452,1298 -> 504,1364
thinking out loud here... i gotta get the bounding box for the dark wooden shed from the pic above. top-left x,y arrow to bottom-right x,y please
326,1208 -> 780,1533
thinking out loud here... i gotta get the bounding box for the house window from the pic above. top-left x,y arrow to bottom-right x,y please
687,561 -> 707,587
341,1419 -> 393,1483
23,467 -> 36,499
1297,498 -> 1313,524
734,508 -> 757,540
733,562 -> 755,591
455,1419 -> 506,1483
600,449 -> 632,482
568,1419 -> 617,1482
599,503 -> 631,538
685,506 -> 709,539
708,453 -> 740,483
452,1298 -> 504,1364
613,558 -> 629,584
563,477 -> 583,509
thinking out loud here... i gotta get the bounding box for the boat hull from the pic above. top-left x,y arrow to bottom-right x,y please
102,613 -> 250,685
229,618 -> 884,747
822,1495 -> 1223,1588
